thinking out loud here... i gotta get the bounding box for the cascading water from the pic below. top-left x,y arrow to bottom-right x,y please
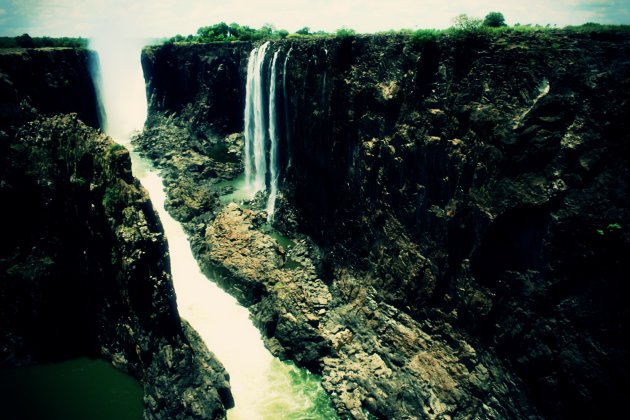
244,42 -> 270,194
243,43 -> 289,221
266,50 -> 280,221
91,38 -> 336,420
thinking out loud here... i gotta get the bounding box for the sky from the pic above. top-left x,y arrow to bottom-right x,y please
1,0 -> 629,38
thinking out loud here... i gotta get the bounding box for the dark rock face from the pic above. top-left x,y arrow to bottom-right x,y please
0,48 -> 101,132
0,48 -> 233,419
142,42 -> 251,138
0,115 -> 232,419
137,30 -> 630,419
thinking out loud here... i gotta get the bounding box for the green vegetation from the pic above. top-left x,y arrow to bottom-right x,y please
165,22 -> 359,44
70,175 -> 88,187
103,183 -> 123,210
597,223 -> 623,236
108,143 -> 126,153
295,27 -> 311,36
409,29 -> 441,45
452,14 -> 484,32
0,34 -> 88,49
335,27 -> 357,38
162,18 -> 630,47
166,22 -> 296,43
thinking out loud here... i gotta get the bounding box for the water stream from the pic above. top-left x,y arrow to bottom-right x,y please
91,39 -> 336,419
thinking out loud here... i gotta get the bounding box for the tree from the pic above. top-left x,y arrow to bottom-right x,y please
452,14 -> 483,31
296,27 -> 311,35
483,12 -> 507,27
277,29 -> 289,39
16,33 -> 34,48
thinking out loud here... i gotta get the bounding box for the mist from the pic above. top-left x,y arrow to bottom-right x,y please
89,35 -> 148,141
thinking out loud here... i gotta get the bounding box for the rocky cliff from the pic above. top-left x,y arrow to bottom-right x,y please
0,48 -> 233,419
137,29 -> 630,419
0,47 -> 101,132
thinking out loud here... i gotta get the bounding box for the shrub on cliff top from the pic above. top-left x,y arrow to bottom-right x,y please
335,27 -> 357,39
411,29 -> 441,45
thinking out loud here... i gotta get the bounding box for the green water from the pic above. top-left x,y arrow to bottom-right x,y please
216,174 -> 254,204
261,359 -> 338,420
207,142 -> 240,164
0,358 -> 143,420
260,224 -> 305,270
262,224 -> 295,251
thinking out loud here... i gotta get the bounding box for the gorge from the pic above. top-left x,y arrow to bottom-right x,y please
93,37 -> 337,419
1,25 -> 629,420
135,28 -> 630,419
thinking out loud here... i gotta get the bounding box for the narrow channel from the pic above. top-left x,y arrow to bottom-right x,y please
90,38 -> 336,419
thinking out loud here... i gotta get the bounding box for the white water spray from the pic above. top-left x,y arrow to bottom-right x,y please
266,50 -> 280,221
91,39 -> 335,420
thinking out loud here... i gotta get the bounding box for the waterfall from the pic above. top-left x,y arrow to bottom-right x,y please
321,48 -> 328,116
282,47 -> 293,167
266,50 -> 280,221
91,39 -> 336,420
244,41 -> 270,193
243,43 -> 286,221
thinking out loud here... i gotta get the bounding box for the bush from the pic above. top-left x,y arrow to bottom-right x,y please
296,27 -> 311,35
336,27 -> 356,38
277,29 -> 289,39
411,29 -> 440,45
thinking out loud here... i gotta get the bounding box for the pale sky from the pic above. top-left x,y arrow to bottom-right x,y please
1,0 -> 629,38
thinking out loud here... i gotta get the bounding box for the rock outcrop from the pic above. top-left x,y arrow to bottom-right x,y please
0,47 -> 233,419
137,29 -> 630,419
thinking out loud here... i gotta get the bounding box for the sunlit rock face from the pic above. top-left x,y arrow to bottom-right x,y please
0,47 -> 233,418
137,30 -> 630,419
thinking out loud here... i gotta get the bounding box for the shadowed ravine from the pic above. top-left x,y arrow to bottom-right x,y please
91,39 -> 336,419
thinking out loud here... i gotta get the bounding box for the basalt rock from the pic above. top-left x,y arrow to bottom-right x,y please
138,30 -> 630,418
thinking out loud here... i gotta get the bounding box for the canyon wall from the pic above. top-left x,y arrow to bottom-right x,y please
0,48 -> 232,419
138,30 -> 630,419
0,47 -> 101,131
